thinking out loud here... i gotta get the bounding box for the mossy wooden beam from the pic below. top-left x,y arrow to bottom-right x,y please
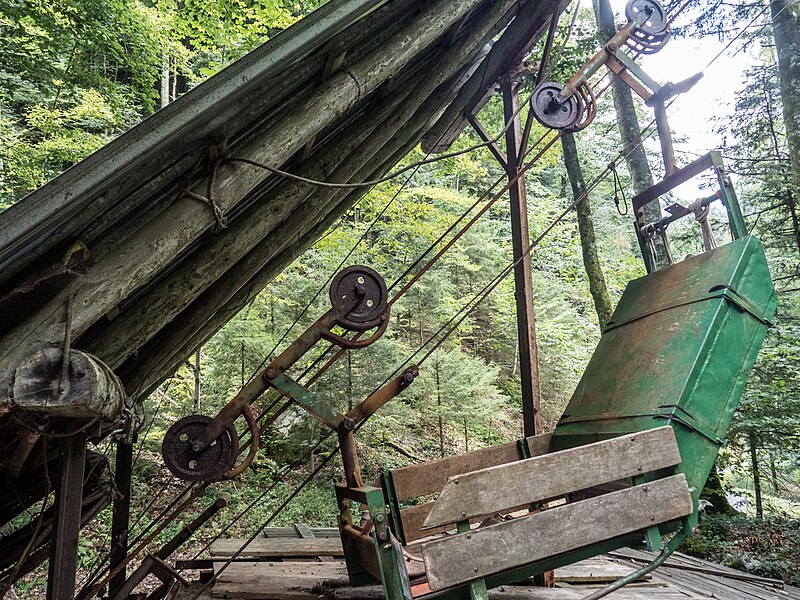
86,0 -> 518,375
0,0 -> 491,402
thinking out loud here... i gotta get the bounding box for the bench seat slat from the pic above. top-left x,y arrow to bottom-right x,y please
421,473 -> 693,591
388,434 -> 551,502
423,427 -> 680,529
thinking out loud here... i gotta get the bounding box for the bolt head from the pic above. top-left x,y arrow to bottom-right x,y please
265,367 -> 278,380
375,514 -> 385,523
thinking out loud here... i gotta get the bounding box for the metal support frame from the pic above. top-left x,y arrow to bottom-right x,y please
502,81 -> 542,437
632,150 -> 747,273
46,431 -> 87,600
109,440 -> 134,598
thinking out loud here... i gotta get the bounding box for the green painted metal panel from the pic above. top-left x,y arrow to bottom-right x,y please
553,236 -> 777,503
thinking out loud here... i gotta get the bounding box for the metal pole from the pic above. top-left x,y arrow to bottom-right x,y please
109,440 -> 134,598
502,81 -> 542,437
46,431 -> 87,600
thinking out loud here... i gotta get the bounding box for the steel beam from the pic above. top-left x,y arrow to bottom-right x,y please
109,440 -> 134,598
502,82 -> 542,437
46,432 -> 87,600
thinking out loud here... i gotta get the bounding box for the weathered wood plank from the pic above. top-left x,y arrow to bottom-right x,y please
423,428 -> 680,528
421,474 -> 693,591
485,586 -> 700,600
117,0 -> 521,396
214,561 -> 347,577
210,538 -> 343,558
390,434 -> 552,502
0,0 -> 495,400
555,558 -> 650,583
399,502 -> 452,543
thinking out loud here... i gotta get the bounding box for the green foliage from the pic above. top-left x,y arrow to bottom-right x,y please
682,514 -> 800,585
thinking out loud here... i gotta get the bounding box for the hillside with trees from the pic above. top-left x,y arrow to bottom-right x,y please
1,0 -> 798,596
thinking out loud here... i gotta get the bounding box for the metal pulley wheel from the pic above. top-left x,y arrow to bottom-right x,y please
624,29 -> 670,55
531,82 -> 583,130
329,265 -> 388,331
162,415 -> 239,482
625,0 -> 669,37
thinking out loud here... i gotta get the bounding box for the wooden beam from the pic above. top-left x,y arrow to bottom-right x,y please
423,428 -> 680,529
421,474 -> 694,591
389,440 -> 523,502
84,0 -> 519,375
118,1 -> 522,398
0,0 -> 495,401
210,538 -> 344,558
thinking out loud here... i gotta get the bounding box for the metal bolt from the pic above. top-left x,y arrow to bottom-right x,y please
607,42 -> 617,52
375,514 -> 385,523
637,466 -> 643,472
377,531 -> 388,542
466,534 -> 472,540
343,418 -> 356,431
265,367 -> 278,380
650,515 -> 656,522
461,511 -> 467,517
454,479 -> 459,485
643,486 -> 649,491
473,567 -> 479,573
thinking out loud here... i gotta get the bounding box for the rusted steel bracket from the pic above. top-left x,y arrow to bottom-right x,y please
161,266 -> 416,483
632,151 -> 747,273
531,0 -> 671,133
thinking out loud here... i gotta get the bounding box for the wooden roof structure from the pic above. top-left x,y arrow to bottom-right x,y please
0,0 -> 567,547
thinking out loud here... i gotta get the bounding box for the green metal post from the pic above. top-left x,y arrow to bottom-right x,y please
711,151 -> 747,240
364,487 -> 412,600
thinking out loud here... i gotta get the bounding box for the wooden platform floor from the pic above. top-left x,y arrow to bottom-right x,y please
190,528 -> 800,600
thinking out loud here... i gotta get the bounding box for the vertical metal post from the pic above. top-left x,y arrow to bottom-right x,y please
47,431 -> 87,600
109,440 -> 134,598
502,81 -> 542,437
653,100 -> 676,177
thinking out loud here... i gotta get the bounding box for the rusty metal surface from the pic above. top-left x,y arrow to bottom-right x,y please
553,236 -> 777,506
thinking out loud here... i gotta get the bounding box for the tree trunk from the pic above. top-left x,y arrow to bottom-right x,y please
561,133 -> 613,329
160,53 -> 170,109
700,462 -> 736,516
592,0 -> 666,265
770,454 -> 779,494
771,0 -> 800,253
748,431 -> 763,518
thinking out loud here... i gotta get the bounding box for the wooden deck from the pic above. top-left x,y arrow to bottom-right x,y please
187,527 -> 800,600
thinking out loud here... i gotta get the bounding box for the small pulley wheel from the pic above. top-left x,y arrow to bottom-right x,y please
162,415 -> 238,482
625,0 -> 668,36
531,82 -> 582,130
329,265 -> 388,331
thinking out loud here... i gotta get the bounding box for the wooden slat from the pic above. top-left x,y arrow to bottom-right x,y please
210,538 -> 343,558
212,561 -> 347,599
423,427 -> 680,528
389,434 -> 550,501
421,474 -> 693,591
555,558 -> 650,583
400,502 -> 453,543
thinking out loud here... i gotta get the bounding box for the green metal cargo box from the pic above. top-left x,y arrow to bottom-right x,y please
552,235 -> 777,502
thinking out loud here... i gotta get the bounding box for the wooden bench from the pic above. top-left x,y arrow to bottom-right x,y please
415,427 -> 693,595
382,433 -> 552,543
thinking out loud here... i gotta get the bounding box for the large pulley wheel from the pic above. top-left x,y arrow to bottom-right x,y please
329,265 -> 388,331
162,415 -> 239,482
625,0 -> 669,36
531,82 -> 583,130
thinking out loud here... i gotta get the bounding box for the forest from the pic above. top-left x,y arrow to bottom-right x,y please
0,0 -> 799,596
